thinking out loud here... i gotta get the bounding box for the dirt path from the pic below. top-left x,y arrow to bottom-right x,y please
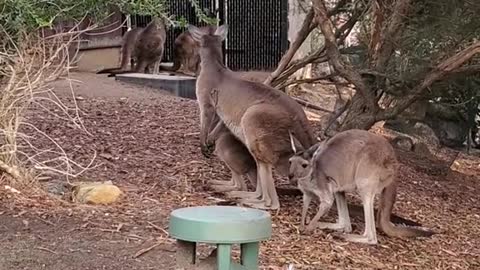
0,72 -> 479,269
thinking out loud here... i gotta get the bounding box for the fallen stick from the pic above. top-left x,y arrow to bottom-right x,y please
134,242 -> 161,258
35,246 -> 58,255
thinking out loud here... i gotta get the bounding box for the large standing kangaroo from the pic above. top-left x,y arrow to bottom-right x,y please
190,24 -> 315,210
97,17 -> 167,76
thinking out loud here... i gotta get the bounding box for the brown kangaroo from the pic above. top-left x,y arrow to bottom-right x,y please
97,17 -> 167,76
189,24 -> 316,210
288,129 -> 434,244
164,25 -> 217,76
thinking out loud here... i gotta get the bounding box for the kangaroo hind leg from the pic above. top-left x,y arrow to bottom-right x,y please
241,161 -> 279,210
211,171 -> 247,192
340,180 -> 378,244
315,192 -> 352,233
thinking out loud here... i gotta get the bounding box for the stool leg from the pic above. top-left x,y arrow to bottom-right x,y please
176,240 -> 196,268
216,244 -> 232,270
241,242 -> 259,270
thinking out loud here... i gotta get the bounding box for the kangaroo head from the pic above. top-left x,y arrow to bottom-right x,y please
187,24 -> 228,61
288,132 -> 325,184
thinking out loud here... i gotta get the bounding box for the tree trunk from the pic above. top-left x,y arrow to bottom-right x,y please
340,93 -> 378,131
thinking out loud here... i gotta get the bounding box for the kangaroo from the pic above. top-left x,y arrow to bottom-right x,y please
164,25 -> 217,76
288,129 -> 434,244
206,118 -> 257,192
189,24 -> 315,210
97,17 -> 167,76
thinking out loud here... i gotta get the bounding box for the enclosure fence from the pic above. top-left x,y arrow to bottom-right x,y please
124,0 -> 289,71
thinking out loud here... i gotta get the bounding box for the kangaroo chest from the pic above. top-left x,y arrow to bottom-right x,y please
207,88 -> 246,143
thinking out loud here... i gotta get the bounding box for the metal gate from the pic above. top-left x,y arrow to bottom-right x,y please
126,0 -> 288,71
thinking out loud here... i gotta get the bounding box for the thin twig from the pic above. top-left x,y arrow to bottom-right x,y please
133,242 -> 162,258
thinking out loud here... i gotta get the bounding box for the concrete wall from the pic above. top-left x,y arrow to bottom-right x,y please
75,47 -> 121,72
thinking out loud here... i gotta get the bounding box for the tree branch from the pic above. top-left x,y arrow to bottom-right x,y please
372,0 -> 412,70
292,97 -> 334,113
279,73 -> 339,88
264,8 -> 316,86
367,0 -> 387,59
272,4 -> 365,88
382,41 -> 480,120
312,0 -> 377,110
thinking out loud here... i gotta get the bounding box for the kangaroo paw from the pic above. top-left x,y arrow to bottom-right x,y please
211,185 -> 240,192
241,199 -> 279,210
226,191 -> 260,199
316,222 -> 352,233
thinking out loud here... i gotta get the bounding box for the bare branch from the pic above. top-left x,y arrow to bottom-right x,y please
266,0 -> 357,87
292,97 -> 334,113
324,98 -> 352,136
272,5 -> 365,88
312,0 -> 377,110
279,73 -> 338,88
264,8 -> 316,86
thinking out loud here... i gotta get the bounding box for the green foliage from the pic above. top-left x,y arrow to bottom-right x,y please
0,0 -> 217,39
397,0 -> 480,77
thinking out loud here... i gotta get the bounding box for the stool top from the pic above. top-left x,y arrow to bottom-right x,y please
168,206 -> 272,244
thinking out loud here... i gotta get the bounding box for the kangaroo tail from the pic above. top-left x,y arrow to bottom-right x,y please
104,69 -> 136,77
97,67 -> 123,74
378,181 -> 435,238
162,45 -> 181,72
246,167 -> 257,188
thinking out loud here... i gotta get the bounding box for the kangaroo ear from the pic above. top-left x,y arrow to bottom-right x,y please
309,140 -> 326,159
289,131 -> 305,153
188,24 -> 205,42
214,24 -> 228,41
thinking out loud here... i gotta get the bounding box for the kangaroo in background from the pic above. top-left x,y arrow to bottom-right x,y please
288,129 -> 434,244
164,25 -> 217,76
97,17 -> 167,76
190,24 -> 315,210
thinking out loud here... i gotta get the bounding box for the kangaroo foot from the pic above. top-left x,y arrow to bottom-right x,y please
240,199 -> 279,210
316,222 -> 352,233
226,191 -> 261,199
211,185 -> 241,192
336,233 -> 377,245
209,180 -> 234,186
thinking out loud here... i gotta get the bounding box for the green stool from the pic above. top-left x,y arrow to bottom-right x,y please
168,206 -> 272,270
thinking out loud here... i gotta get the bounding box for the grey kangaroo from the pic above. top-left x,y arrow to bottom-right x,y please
190,24 -> 315,210
288,129 -> 434,244
164,25 -> 217,76
97,17 -> 167,76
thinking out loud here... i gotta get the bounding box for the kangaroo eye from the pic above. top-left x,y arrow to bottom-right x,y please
288,160 -> 292,164
302,164 -> 308,168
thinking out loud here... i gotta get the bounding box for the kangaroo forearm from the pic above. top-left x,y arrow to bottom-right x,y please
206,117 -> 223,143
199,105 -> 216,147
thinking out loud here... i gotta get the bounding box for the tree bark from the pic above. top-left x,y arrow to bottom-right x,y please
312,0 -> 378,111
340,93 -> 379,131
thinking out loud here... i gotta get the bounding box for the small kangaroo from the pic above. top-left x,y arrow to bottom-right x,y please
189,24 -> 315,210
164,25 -> 217,76
288,129 -> 434,244
206,118 -> 257,192
97,17 -> 167,76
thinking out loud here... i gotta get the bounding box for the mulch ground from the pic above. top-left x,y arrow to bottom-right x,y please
0,72 -> 479,269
